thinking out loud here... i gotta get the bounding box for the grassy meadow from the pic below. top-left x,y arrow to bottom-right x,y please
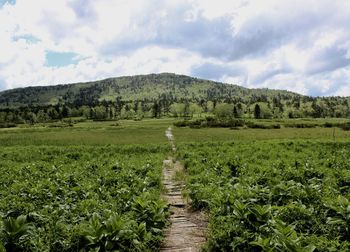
1,117 -> 350,146
1,117 -> 350,251
0,119 -> 173,146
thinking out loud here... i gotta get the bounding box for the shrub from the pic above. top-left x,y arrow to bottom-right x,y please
174,118 -> 245,129
246,122 -> 281,129
0,123 -> 16,128
338,122 -> 350,131
284,123 -> 317,128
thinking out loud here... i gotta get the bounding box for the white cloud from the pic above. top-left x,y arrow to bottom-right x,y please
0,0 -> 350,96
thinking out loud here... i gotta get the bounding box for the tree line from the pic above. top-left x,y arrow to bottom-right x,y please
0,94 -> 349,126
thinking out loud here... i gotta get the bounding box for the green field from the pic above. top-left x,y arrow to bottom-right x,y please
0,119 -> 174,146
0,144 -> 170,251
177,140 -> 350,251
1,118 -> 350,146
1,118 -> 350,251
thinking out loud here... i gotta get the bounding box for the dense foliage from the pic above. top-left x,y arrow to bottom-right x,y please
173,117 -> 350,130
0,74 -> 349,128
177,141 -> 350,251
0,145 -> 169,251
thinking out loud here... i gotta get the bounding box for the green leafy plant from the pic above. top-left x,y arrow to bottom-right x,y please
178,140 -> 350,251
0,215 -> 34,252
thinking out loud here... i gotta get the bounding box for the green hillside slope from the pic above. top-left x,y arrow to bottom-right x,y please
0,73 -> 300,108
0,73 -> 349,124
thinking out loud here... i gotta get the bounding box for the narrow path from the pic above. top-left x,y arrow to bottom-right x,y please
161,127 -> 207,252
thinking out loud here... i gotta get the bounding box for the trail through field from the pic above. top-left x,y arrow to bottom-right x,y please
165,127 -> 176,152
161,127 -> 207,252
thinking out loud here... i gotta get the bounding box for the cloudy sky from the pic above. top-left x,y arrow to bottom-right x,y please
1,0 -> 350,96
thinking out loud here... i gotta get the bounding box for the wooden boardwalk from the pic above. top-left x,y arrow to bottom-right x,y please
161,128 -> 207,252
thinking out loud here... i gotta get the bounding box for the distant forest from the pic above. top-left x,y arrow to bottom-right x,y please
0,73 -> 349,126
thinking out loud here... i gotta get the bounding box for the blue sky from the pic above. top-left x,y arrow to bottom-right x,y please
45,51 -> 80,67
0,0 -> 15,7
12,34 -> 40,43
0,0 -> 350,96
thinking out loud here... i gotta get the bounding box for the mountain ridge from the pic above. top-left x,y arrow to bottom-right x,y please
0,73 -> 303,108
0,73 -> 349,121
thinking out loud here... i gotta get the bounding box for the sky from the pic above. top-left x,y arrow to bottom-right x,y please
0,0 -> 350,96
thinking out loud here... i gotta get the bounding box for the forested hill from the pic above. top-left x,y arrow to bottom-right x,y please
0,73 -> 349,123
0,73 -> 299,107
